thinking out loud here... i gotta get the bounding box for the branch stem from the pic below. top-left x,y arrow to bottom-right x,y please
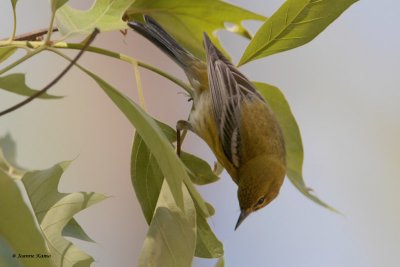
9,5 -> 17,42
132,62 -> 147,110
0,29 -> 100,117
0,28 -> 59,42
53,43 -> 194,96
0,40 -> 193,95
45,13 -> 56,44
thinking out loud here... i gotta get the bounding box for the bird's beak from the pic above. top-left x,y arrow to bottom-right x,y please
235,209 -> 251,230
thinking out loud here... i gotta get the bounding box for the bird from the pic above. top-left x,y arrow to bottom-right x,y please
128,16 -> 286,230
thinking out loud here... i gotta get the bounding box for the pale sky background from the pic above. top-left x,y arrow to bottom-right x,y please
1,0 -> 399,267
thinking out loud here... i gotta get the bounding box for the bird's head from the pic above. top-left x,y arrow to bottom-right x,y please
235,155 -> 286,230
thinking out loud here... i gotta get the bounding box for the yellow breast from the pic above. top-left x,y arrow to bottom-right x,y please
188,91 -> 238,183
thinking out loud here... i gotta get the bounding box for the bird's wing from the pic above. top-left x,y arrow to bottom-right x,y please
203,33 -> 264,168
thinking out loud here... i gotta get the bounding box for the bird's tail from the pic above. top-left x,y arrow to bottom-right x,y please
128,16 -> 195,69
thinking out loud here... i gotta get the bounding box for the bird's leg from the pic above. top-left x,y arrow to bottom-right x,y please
176,120 -> 193,156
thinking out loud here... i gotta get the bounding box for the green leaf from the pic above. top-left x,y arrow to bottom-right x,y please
0,134 -> 18,168
0,134 -> 104,266
254,82 -> 336,211
213,161 -> 224,176
131,124 -> 222,258
138,181 -> 196,267
62,219 -> 95,243
239,0 -> 358,65
127,0 -> 266,59
10,0 -> 18,9
51,0 -> 69,12
151,121 -> 219,186
0,171 -> 54,267
156,120 -> 177,142
181,152 -> 219,185
22,162 -> 108,267
0,238 -> 22,267
215,257 -> 225,267
55,0 -> 135,37
194,207 -> 223,258
131,131 -> 164,224
0,47 -> 18,64
80,66 -> 213,215
131,115 -> 219,223
0,134 -> 27,179
0,74 -> 62,99
205,202 -> 216,217
82,68 -> 188,210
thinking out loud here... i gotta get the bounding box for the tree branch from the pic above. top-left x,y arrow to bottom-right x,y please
0,28 -> 99,117
0,27 -> 59,41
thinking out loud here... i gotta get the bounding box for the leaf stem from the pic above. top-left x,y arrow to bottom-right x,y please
0,29 -> 100,117
52,43 -> 194,96
45,12 -> 56,44
138,61 -> 194,97
0,40 -> 193,96
132,62 -> 147,110
8,5 -> 17,42
0,41 -> 42,48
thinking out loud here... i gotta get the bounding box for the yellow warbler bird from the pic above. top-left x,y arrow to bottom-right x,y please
128,16 -> 286,230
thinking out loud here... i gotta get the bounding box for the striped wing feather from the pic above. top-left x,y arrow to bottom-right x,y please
203,33 -> 264,168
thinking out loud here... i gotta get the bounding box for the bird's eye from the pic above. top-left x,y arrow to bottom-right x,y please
256,197 -> 265,206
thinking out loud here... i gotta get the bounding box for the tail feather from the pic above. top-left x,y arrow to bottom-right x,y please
128,16 -> 194,68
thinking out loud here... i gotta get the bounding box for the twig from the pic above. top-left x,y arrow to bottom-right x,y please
0,28 -> 59,41
132,61 -> 147,110
0,28 -> 99,117
45,12 -> 56,43
51,43 -> 194,96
